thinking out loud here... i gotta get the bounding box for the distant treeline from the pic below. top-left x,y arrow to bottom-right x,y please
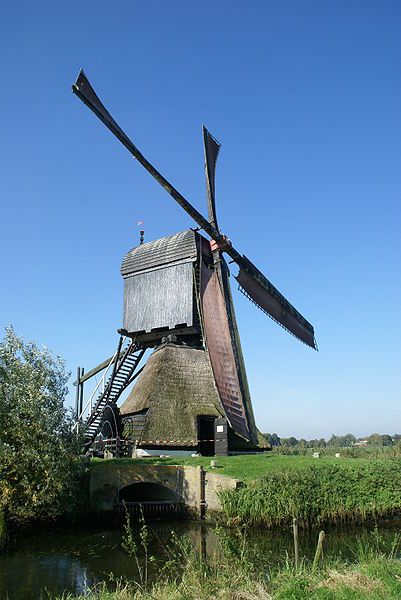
263,432 -> 400,448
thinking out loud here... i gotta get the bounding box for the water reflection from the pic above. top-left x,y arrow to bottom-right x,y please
0,521 -> 400,600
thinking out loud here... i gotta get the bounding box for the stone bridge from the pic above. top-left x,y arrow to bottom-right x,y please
90,463 -> 241,516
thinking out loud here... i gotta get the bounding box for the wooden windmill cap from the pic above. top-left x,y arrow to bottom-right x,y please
121,230 -> 198,278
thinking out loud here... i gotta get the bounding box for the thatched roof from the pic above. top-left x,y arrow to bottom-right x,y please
120,344 -> 224,446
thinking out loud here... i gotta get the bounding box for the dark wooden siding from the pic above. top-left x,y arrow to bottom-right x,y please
123,262 -> 195,335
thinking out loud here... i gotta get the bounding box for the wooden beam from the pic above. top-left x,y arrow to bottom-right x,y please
75,366 -> 80,417
293,518 -> 299,569
313,531 -> 325,571
73,352 -> 124,386
79,367 -> 84,414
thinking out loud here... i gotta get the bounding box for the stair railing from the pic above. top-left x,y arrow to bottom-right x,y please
72,337 -> 127,432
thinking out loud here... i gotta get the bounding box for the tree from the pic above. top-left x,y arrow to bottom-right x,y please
0,327 -> 85,524
327,434 -> 355,447
263,433 -> 281,447
341,434 -> 356,447
263,433 -> 273,445
367,433 -> 384,447
271,433 -> 281,447
327,434 -> 340,447
281,437 -> 298,447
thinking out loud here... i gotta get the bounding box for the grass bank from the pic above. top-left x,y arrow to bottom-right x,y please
57,559 -> 401,599
91,453 -> 382,482
57,525 -> 401,599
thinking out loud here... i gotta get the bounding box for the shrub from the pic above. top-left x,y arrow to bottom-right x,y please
0,326 -> 88,525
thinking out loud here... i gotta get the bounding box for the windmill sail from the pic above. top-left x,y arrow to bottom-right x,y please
73,70 -> 317,351
200,260 -> 250,439
217,259 -> 259,443
72,70 -> 221,242
203,126 -> 221,229
236,257 -> 316,349
202,129 -> 258,443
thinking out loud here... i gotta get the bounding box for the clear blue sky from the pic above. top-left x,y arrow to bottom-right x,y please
1,1 -> 400,439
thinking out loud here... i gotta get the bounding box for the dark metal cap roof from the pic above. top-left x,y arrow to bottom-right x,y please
121,230 -> 198,277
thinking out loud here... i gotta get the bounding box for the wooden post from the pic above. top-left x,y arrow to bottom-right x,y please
293,517 -> 299,569
75,366 -> 81,419
79,367 -> 85,415
313,531 -> 325,571
198,466 -> 206,519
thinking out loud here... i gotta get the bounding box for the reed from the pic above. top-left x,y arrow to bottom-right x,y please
218,459 -> 401,527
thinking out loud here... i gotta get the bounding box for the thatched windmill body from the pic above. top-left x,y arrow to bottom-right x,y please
72,71 -> 316,456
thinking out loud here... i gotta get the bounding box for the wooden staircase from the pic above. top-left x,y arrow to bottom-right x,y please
75,337 -> 145,446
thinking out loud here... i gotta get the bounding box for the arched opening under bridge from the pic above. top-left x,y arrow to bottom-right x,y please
119,482 -> 178,503
117,482 -> 184,520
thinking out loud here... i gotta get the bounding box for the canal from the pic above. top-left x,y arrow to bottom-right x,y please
1,521 -> 400,599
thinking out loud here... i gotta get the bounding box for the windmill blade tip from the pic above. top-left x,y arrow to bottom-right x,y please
72,68 -> 88,92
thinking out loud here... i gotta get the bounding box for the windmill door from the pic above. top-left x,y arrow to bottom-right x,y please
197,417 -> 215,456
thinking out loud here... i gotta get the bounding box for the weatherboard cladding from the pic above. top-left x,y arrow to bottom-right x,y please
123,262 -> 195,334
121,230 -> 198,277
121,230 -> 199,336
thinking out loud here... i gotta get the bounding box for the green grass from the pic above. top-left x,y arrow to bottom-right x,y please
56,560 -> 401,599
91,453 -> 378,482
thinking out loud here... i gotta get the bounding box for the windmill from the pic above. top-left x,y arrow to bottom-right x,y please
72,71 -> 316,456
